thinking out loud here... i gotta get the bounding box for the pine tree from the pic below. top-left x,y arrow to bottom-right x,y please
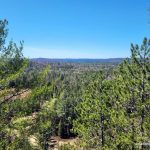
0,19 -> 29,149
126,38 -> 150,148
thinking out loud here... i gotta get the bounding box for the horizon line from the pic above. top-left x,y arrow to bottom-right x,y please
30,57 -> 127,59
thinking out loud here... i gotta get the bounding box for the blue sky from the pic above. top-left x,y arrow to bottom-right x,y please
0,0 -> 150,58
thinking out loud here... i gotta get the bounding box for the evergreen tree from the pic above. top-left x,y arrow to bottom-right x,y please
0,19 -> 29,149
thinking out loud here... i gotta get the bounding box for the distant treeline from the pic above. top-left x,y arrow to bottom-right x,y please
31,58 -> 125,64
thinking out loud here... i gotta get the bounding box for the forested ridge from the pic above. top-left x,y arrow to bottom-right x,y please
0,20 -> 150,150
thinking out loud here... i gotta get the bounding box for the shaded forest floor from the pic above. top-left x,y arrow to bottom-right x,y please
48,136 -> 78,149
28,135 -> 78,150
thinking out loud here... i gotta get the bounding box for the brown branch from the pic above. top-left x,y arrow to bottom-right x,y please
0,89 -> 29,106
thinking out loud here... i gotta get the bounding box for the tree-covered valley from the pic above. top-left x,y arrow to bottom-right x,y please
0,19 -> 150,150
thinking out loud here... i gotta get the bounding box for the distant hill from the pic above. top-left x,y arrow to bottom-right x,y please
30,58 -> 125,64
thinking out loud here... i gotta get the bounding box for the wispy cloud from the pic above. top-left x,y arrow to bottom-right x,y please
23,46 -> 130,58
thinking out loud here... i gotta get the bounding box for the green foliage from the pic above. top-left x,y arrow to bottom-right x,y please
74,38 -> 150,150
0,19 -> 149,150
0,19 -> 30,150
60,144 -> 76,150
